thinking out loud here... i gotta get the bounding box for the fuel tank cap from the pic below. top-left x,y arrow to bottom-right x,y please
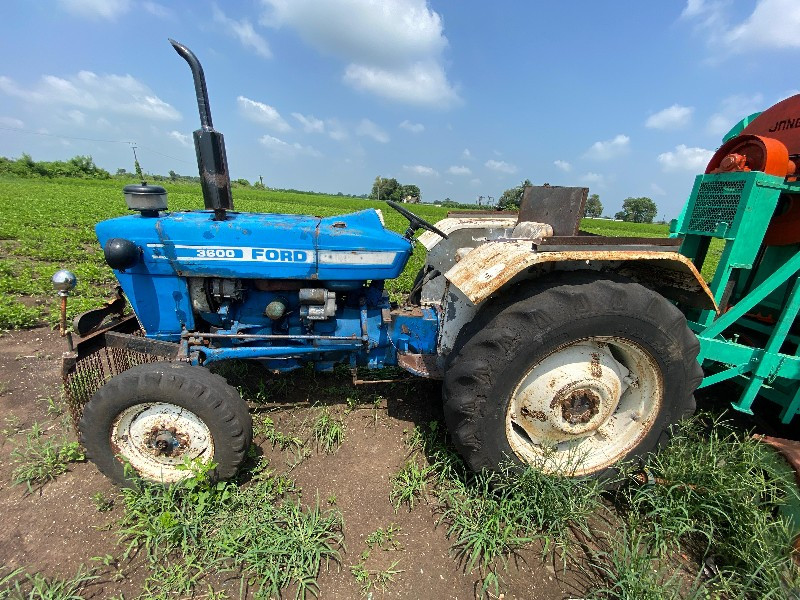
123,182 -> 168,216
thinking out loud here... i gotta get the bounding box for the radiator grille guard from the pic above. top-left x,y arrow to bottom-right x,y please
686,178 -> 745,235
62,317 -> 174,430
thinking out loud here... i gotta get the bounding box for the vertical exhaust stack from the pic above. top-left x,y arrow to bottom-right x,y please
169,39 -> 233,221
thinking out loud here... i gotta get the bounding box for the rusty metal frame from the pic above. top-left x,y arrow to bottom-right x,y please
443,240 -> 718,311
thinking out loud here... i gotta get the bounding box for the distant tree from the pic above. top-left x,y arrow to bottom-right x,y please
233,178 -> 251,187
614,211 -> 625,221
497,178 -> 532,211
169,169 -> 178,181
370,176 -> 400,202
584,193 -> 603,218
619,197 -> 658,223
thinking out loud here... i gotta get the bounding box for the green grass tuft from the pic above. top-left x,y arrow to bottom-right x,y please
10,423 -> 85,492
312,408 -> 345,454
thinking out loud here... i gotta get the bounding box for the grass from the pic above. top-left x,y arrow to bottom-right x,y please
390,457 -> 433,512
595,413 -> 800,599
395,421 -> 605,596
350,525 -> 405,595
0,565 -> 97,600
116,458 -> 344,599
312,407 -> 345,454
10,422 -> 85,492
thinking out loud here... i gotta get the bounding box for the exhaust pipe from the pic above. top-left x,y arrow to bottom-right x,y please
169,39 -> 233,221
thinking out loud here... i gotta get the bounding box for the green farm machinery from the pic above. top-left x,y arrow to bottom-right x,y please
673,93 -> 800,423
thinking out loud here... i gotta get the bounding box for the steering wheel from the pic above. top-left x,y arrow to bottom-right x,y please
386,200 -> 449,240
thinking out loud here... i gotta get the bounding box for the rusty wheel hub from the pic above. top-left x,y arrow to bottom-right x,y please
506,338 -> 663,476
111,402 -> 214,483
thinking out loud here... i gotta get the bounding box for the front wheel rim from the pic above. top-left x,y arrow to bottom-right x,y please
111,402 -> 215,483
505,337 -> 662,476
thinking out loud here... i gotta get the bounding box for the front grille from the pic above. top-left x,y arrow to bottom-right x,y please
63,332 -> 169,430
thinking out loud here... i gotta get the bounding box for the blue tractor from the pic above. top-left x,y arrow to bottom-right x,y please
60,41 -> 712,486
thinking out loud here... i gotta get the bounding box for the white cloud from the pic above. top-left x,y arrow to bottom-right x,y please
58,0 -> 130,20
645,104 -> 694,129
169,130 -> 191,147
554,160 -> 572,172
325,118 -> 348,141
683,0 -> 800,53
344,61 -> 459,107
580,172 -> 608,188
447,165 -> 471,175
725,0 -> 800,50
260,0 -> 459,107
584,134 -> 630,160
65,109 -> 86,125
142,2 -> 170,17
292,112 -> 325,133
657,144 -> 714,171
706,93 -> 763,136
469,178 -> 481,186
237,96 -> 291,132
404,164 -> 438,176
0,71 -> 180,121
213,5 -> 271,59
462,148 -> 472,159
485,159 -> 517,174
399,119 -> 424,133
259,134 -> 322,158
356,118 -> 389,143
0,116 -> 24,128
650,183 -> 667,196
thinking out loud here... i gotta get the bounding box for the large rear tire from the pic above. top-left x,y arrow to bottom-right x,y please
79,362 -> 252,486
442,272 -> 702,478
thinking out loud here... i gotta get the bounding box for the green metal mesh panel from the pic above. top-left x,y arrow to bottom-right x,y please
687,179 -> 746,235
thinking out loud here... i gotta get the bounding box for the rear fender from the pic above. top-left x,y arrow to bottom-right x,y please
437,240 -> 717,355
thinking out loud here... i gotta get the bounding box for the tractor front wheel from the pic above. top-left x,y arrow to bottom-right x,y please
79,362 -> 252,486
443,272 -> 702,479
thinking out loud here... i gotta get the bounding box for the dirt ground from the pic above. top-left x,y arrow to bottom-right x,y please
0,326 -> 588,599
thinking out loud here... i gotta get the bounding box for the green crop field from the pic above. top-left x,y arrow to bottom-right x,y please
0,176 -> 669,330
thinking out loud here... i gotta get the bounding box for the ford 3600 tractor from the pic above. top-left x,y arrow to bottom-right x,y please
59,40 -> 752,486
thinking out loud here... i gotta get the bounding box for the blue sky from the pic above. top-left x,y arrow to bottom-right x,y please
1,0 -> 798,218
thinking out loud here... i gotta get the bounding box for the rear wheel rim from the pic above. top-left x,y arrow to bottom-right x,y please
505,337 -> 662,476
111,402 -> 214,483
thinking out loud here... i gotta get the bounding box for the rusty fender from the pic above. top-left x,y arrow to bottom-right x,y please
443,240 -> 718,311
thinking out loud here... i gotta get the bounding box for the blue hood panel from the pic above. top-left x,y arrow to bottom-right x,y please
96,208 -> 412,282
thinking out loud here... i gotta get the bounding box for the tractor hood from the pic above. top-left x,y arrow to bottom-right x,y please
95,208 -> 412,282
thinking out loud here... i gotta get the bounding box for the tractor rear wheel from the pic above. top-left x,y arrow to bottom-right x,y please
442,272 -> 702,479
79,362 -> 252,486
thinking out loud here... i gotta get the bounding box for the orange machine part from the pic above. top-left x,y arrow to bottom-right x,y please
706,134 -> 792,177
740,94 -> 800,157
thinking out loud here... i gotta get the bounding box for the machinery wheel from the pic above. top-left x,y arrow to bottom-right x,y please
443,272 -> 702,478
79,362 -> 252,486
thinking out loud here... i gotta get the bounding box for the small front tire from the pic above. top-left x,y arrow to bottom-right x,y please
79,362 -> 252,486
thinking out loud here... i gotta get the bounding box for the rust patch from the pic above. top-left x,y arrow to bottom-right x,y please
551,388 -> 600,425
397,352 -> 443,379
589,353 -> 602,378
145,425 -> 190,457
